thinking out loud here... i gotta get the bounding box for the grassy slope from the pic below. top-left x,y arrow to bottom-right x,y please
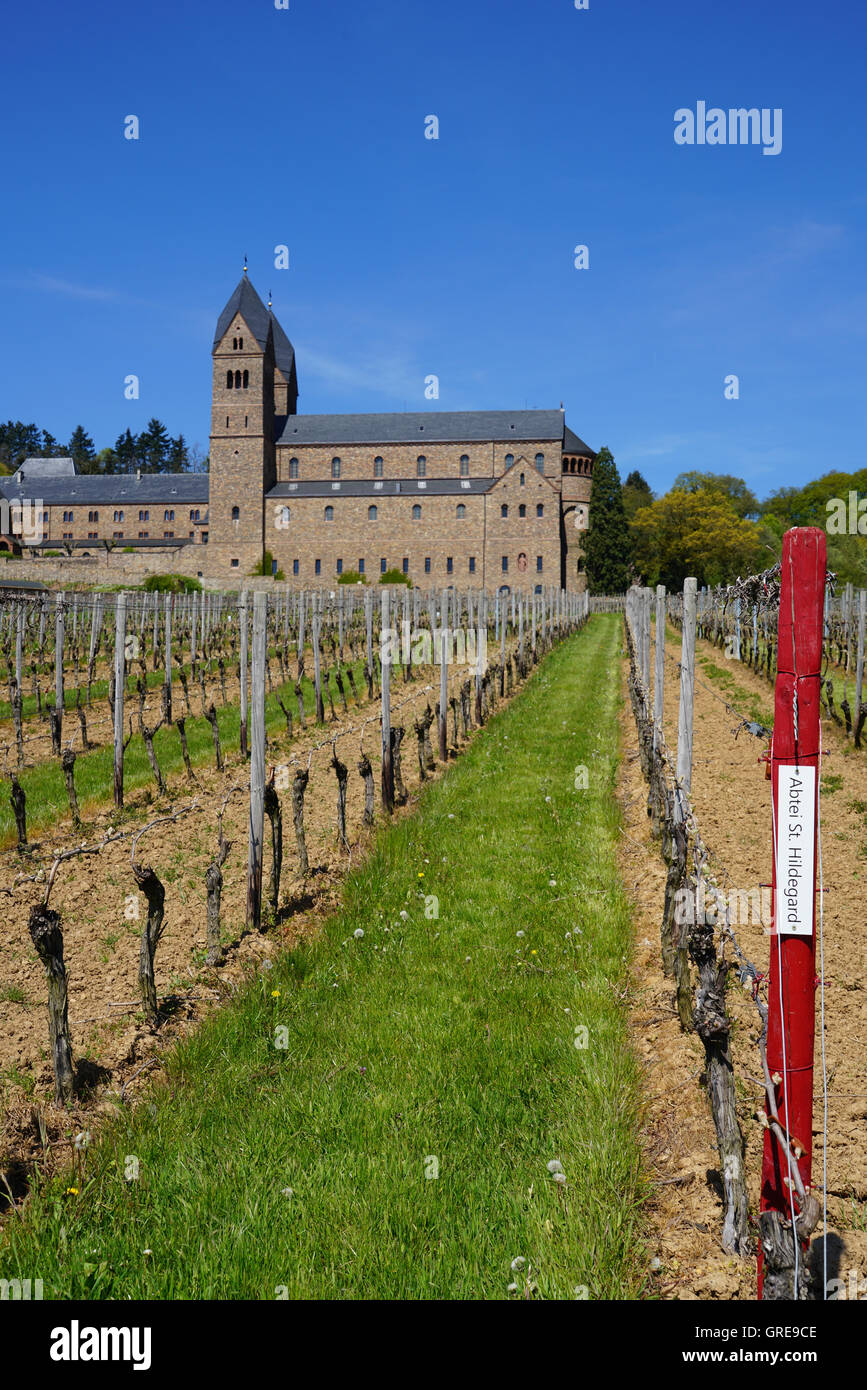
0,615 -> 646,1299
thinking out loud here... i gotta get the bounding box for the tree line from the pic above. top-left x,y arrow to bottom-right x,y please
0,419 -> 208,476
584,450 -> 867,592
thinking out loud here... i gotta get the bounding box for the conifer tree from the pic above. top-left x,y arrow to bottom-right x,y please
583,446 -> 631,594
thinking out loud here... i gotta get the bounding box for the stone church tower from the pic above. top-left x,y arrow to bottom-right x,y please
208,273 -> 297,575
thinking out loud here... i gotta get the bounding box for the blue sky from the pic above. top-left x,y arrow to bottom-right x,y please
1,0 -> 865,498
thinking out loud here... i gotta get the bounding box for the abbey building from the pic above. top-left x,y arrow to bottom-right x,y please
1,274 -> 596,591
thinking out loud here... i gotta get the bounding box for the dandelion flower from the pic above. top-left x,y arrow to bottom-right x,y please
353,928 -> 364,939
547,1160 -> 564,1175
510,1256 -> 526,1272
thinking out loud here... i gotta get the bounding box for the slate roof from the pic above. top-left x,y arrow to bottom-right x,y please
13,457 -> 76,482
213,276 -> 297,384
277,409 -> 572,448
563,426 -> 595,456
268,478 -> 493,499
0,473 -> 209,506
270,311 -> 298,385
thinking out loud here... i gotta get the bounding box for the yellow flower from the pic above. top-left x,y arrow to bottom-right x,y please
531,950 -> 537,956
66,1187 -> 79,1196
418,872 -> 425,879
271,990 -> 281,998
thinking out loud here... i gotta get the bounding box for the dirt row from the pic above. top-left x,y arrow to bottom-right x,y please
620,628 -> 867,1299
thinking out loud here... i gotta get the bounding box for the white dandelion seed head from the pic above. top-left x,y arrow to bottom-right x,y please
353,928 -> 364,939
547,1160 -> 564,1174
510,1256 -> 526,1272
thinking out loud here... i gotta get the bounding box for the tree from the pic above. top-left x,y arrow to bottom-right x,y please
630,488 -> 764,589
114,428 -> 140,474
138,418 -> 171,473
0,421 -> 42,469
583,446 -> 632,593
622,469 -> 654,521
673,471 -> 759,519
166,434 -> 190,472
68,425 -> 96,470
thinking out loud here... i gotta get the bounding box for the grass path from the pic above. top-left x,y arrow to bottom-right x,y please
0,615 -> 646,1299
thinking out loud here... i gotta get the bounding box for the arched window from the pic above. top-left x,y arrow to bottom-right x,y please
412,504 -> 421,520
325,505 -> 334,521
278,506 -> 290,528
234,370 -> 242,389
368,505 -> 377,520
505,453 -> 514,467
456,503 -> 466,519
460,455 -> 469,476
501,504 -> 508,518
331,457 -> 341,478
231,506 -> 240,522
226,371 -> 233,389
518,504 -> 526,517
535,453 -> 544,471
232,337 -> 237,350
289,457 -> 299,478
242,369 -> 249,389
417,456 -> 426,477
519,473 -> 525,487
238,337 -> 243,349
374,456 -> 384,478
537,503 -> 544,517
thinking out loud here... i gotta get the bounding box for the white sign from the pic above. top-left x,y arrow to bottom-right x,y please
775,765 -> 816,936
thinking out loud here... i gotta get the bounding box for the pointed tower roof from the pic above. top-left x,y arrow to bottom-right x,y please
270,310 -> 298,401
213,275 -> 273,353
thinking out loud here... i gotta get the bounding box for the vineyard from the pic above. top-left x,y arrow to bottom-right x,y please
0,556 -> 865,1302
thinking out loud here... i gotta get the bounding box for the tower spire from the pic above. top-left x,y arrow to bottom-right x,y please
243,253 -> 248,276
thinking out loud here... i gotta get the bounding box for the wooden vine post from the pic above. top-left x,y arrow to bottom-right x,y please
246,591 -> 267,929
380,588 -> 394,812
113,592 -> 127,808
438,588 -> 448,761
239,590 -> 249,758
759,527 -> 825,1299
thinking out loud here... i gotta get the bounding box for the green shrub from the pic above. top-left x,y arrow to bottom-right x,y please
249,550 -> 284,581
142,574 -> 202,594
338,569 -> 367,585
379,568 -> 412,587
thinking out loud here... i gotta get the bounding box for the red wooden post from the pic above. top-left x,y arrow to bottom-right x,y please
759,526 -> 826,1297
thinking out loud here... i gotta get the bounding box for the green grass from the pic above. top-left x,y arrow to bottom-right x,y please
0,660 -> 368,847
0,615 -> 647,1299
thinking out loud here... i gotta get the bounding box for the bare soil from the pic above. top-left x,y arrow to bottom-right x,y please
620,629 -> 867,1300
